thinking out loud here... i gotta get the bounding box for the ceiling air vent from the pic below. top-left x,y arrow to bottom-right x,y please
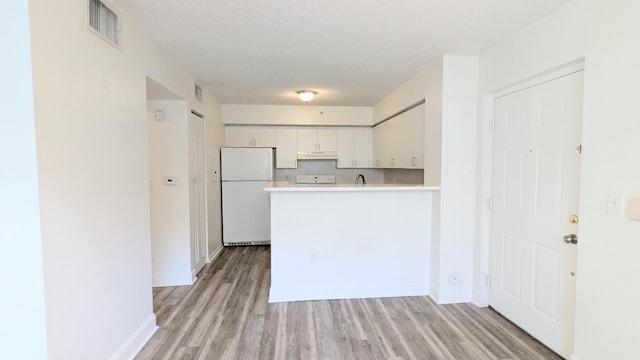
88,0 -> 119,46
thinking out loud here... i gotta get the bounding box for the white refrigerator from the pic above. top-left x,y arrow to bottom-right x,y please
221,147 -> 274,246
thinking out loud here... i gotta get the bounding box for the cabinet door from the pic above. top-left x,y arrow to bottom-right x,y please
337,128 -> 355,168
252,126 -> 277,147
228,126 -> 254,147
384,119 -> 400,168
393,111 -> 412,168
317,127 -> 338,151
409,103 -> 425,168
372,122 -> 387,168
296,127 -> 318,152
276,127 -> 297,168
353,127 -> 371,168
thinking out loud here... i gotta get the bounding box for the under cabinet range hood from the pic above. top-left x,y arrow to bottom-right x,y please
296,151 -> 338,160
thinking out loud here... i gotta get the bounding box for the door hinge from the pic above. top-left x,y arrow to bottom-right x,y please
488,198 -> 494,211
491,118 -> 496,132
576,144 -> 582,154
487,276 -> 492,288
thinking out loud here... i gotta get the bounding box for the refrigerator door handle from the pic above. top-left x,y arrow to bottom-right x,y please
266,152 -> 272,181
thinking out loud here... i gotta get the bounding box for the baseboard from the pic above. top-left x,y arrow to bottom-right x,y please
429,284 -> 440,303
207,244 -> 224,263
152,271 -> 195,287
472,288 -> 490,307
268,283 -> 429,303
109,313 -> 158,360
429,288 -> 473,304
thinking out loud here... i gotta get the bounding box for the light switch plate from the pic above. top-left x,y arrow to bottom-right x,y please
626,197 -> 640,221
607,193 -> 624,216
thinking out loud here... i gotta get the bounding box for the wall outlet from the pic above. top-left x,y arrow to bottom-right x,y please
310,249 -> 319,263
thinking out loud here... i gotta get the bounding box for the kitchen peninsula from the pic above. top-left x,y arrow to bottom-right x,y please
265,183 -> 440,302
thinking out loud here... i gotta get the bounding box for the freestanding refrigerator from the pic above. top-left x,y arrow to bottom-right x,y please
221,147 -> 274,246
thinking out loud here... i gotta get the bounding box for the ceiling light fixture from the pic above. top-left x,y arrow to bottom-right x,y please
296,90 -> 317,102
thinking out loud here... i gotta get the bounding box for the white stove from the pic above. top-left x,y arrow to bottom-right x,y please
295,174 -> 336,184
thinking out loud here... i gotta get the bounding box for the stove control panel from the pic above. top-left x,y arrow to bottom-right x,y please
295,174 -> 336,184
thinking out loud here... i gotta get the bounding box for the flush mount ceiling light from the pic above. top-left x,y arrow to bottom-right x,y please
296,90 -> 318,102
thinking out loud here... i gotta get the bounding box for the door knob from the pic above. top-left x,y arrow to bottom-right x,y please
563,234 -> 578,244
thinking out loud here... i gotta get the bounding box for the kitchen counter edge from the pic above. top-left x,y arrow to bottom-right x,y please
264,182 -> 440,192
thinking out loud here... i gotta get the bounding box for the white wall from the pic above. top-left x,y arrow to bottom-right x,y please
27,0 -> 223,358
373,69 -> 431,124
435,55 -> 478,303
147,100 -> 193,286
0,1 -> 48,358
477,0 -> 640,358
223,104 -> 373,126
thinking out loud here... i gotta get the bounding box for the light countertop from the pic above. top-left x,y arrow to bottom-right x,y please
264,182 -> 440,192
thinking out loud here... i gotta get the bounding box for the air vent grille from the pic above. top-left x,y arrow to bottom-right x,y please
88,0 -> 119,46
224,241 -> 270,246
195,83 -> 202,102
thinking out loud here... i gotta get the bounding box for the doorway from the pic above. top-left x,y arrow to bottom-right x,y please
189,111 -> 206,275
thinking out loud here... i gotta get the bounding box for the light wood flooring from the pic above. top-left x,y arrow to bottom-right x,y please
136,246 -> 562,360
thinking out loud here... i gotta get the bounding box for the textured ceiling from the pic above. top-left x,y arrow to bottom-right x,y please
115,0 -> 571,106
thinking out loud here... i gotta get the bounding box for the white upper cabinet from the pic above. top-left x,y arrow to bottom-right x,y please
371,103 -> 425,169
227,126 -> 276,147
337,127 -> 371,168
372,120 -> 390,168
296,127 -> 338,152
275,127 -> 297,168
407,103 -> 425,168
353,127 -> 371,168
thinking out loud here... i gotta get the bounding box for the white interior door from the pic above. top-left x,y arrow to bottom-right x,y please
490,70 -> 583,358
189,113 -> 206,275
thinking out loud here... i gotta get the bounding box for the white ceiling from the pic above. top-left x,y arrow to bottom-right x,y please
115,0 -> 571,106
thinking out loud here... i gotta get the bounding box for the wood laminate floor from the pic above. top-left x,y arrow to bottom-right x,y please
136,246 -> 562,360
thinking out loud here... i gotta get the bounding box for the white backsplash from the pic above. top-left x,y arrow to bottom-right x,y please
274,160 -> 385,184
383,168 -> 425,184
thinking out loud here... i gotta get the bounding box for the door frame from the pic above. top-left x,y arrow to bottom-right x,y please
475,60 -> 585,307
189,109 -> 209,277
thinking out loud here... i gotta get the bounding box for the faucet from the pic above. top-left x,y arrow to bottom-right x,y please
355,174 -> 366,185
